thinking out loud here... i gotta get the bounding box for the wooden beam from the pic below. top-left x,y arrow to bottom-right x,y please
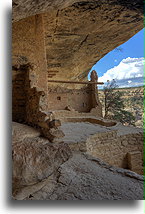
48,79 -> 104,85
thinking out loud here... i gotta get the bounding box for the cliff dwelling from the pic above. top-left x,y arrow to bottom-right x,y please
12,0 -> 144,200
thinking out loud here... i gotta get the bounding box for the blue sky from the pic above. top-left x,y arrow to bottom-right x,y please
88,29 -> 144,88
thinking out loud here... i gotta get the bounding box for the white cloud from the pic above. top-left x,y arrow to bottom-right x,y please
128,80 -> 132,84
99,57 -> 144,82
117,79 -> 144,88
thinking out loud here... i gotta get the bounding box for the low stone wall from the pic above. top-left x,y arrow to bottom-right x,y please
52,112 -> 143,175
52,110 -> 108,122
60,117 -> 116,127
86,130 -> 143,174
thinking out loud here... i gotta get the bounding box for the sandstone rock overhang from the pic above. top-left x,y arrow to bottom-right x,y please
12,0 -> 144,22
12,0 -> 144,84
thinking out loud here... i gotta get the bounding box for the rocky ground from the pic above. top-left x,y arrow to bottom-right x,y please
98,86 -> 144,128
12,122 -> 144,200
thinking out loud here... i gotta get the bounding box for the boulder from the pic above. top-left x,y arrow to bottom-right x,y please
12,122 -> 40,142
12,137 -> 72,195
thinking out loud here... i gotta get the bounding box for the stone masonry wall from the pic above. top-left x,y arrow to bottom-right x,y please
12,15 -> 48,125
48,87 -> 93,112
12,66 -> 28,122
86,130 -> 143,174
47,82 -> 102,115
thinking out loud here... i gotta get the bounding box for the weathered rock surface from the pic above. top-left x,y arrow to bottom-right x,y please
43,1 -> 143,84
12,0 -> 143,22
12,122 -> 41,142
12,123 -> 72,198
17,153 -> 144,200
13,0 -> 143,86
12,122 -> 143,200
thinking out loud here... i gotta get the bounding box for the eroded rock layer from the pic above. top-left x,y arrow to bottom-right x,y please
13,0 -> 143,22
43,1 -> 143,82
13,0 -> 143,85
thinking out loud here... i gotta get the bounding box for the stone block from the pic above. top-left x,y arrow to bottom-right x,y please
49,128 -> 65,139
65,105 -> 75,111
49,119 -> 61,128
121,141 -> 128,147
41,128 -> 65,141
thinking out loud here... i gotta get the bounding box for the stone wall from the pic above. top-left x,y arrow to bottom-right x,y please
47,86 -> 93,112
86,130 -> 143,174
12,65 -> 28,122
12,14 -> 48,125
47,71 -> 102,115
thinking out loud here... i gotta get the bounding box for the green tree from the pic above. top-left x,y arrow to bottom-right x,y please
103,79 -> 135,125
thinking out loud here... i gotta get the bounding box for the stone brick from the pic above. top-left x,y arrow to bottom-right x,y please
49,119 -> 61,128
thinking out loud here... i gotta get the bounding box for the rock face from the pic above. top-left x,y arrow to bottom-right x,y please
12,123 -> 72,198
15,153 -> 144,200
12,0 -> 143,22
43,1 -> 143,83
13,0 -> 144,85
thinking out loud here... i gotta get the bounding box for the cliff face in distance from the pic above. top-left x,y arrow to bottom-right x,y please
98,86 -> 144,128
